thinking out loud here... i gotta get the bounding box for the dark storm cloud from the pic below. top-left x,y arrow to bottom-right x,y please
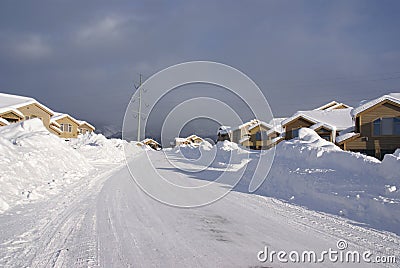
1,0 -> 400,136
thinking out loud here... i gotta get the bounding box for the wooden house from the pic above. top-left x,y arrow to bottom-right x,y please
0,93 -> 54,131
50,113 -> 81,139
77,120 -> 95,135
336,93 -> 400,159
282,102 -> 353,143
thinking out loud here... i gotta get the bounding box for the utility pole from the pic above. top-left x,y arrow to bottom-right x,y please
134,74 -> 143,142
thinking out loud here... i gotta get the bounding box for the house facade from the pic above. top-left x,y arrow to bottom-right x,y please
230,119 -> 260,148
142,138 -> 162,150
217,126 -> 231,142
282,102 -> 353,143
77,120 -> 95,135
0,93 -> 95,140
247,121 -> 272,149
227,118 -> 285,150
0,93 -> 54,132
336,93 -> 400,159
50,113 -> 81,139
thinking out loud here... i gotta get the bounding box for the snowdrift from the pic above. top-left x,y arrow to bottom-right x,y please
68,132 -> 142,164
173,129 -> 399,234
0,119 -> 93,212
381,149 -> 400,181
254,128 -> 400,234
170,140 -> 250,171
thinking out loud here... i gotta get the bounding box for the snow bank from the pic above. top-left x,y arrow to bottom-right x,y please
173,141 -> 213,160
0,119 -> 93,212
381,149 -> 400,181
68,132 -> 143,164
276,128 -> 380,177
170,140 -> 250,172
252,128 -> 400,234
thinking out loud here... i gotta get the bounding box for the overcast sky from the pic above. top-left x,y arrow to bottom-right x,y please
1,1 -> 400,137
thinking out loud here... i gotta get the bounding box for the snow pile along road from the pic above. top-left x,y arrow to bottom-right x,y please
68,132 -> 142,164
0,119 -> 93,212
253,128 -> 400,234
169,140 -> 250,172
381,148 -> 400,181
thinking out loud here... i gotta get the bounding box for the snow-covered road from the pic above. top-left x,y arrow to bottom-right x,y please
0,151 -> 399,267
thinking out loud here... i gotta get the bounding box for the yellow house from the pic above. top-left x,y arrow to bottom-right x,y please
314,101 -> 350,111
0,107 -> 24,125
336,93 -> 400,159
77,120 -> 95,134
0,93 -> 55,131
0,117 -> 10,126
186,134 -> 204,144
174,137 -> 190,146
230,119 -> 261,148
50,113 -> 80,139
247,118 -> 286,150
142,138 -> 162,150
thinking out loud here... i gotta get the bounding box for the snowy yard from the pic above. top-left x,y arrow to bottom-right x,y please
0,120 -> 399,267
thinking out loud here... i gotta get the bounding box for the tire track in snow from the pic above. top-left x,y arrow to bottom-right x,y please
0,163 -> 124,268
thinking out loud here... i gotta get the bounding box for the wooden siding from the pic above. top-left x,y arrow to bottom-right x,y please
78,123 -> 94,134
17,103 -> 52,131
55,116 -> 79,139
333,104 -> 348,109
0,111 -> 22,122
284,117 -> 313,140
344,100 -> 400,158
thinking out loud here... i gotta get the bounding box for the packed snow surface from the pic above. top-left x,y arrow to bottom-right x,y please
0,123 -> 399,266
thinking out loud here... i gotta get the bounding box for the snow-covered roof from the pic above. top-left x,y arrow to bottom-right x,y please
0,107 -> 24,118
175,137 -> 187,143
267,118 -> 286,134
335,132 -> 360,144
327,103 -> 350,110
142,138 -> 160,145
50,120 -> 61,128
314,101 -> 340,111
187,134 -> 203,140
282,108 -> 353,131
351,93 -> 400,117
248,121 -> 272,132
309,122 -> 336,131
76,120 -> 95,130
0,117 -> 9,125
270,136 -> 284,145
49,124 -> 62,134
51,112 -> 80,126
231,119 -> 268,132
239,136 -> 250,144
217,126 -> 231,135
0,92 -> 54,115
314,101 -> 350,111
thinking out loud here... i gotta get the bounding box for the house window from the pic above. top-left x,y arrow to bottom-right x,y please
255,131 -> 267,141
355,117 -> 360,133
60,124 -> 72,132
373,118 -> 381,136
395,118 -> 400,135
373,117 -> 400,136
24,115 -> 42,121
292,128 -> 300,138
